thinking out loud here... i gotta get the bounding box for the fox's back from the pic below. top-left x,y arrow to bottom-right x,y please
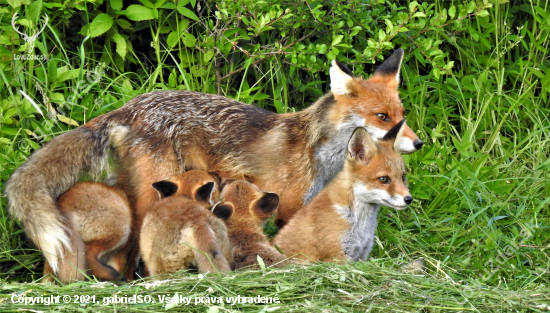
111,91 -> 277,152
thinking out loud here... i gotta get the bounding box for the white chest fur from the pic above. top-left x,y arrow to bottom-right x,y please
334,186 -> 382,261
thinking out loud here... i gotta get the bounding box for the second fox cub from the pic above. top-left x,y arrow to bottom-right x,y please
213,180 -> 286,269
274,120 -> 412,263
44,182 -> 131,283
140,170 -> 233,275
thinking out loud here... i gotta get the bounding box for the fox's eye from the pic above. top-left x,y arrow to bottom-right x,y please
378,176 -> 390,184
377,113 -> 389,121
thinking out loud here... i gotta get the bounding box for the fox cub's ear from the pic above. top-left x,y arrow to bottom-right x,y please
195,182 -> 216,203
212,202 -> 233,221
347,127 -> 377,163
152,181 -> 178,198
253,192 -> 280,219
382,119 -> 407,154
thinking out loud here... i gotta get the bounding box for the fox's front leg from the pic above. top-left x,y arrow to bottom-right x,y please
122,152 -> 181,280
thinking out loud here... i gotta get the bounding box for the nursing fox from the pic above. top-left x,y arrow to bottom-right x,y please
6,49 -> 423,278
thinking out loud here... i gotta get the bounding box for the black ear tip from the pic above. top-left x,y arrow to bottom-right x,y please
212,203 -> 232,221
267,192 -> 280,205
334,60 -> 354,77
382,119 -> 406,141
152,181 -> 178,198
196,181 -> 215,202
375,49 -> 404,75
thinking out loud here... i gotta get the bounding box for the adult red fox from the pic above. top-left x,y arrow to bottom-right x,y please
212,180 -> 285,269
6,49 -> 422,278
140,171 -> 233,275
274,120 -> 412,262
43,182 -> 131,283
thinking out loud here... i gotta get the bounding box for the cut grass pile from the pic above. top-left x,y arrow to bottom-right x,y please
2,259 -> 549,312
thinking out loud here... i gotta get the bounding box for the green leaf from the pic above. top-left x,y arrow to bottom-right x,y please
57,68 -> 80,82
28,0 -> 43,26
467,1 -> 476,13
154,0 -> 166,8
166,31 -> 179,48
124,5 -> 155,21
110,0 -> 122,11
116,19 -> 133,29
177,6 -> 199,21
350,26 -> 362,37
384,19 -> 393,34
331,35 -> 343,46
113,33 -> 127,59
168,70 -> 177,88
432,67 -> 440,79
7,0 -> 31,8
478,9 -> 489,17
159,1 -> 176,9
409,1 -> 418,12
203,50 -> 214,62
139,0 -> 155,9
449,5 -> 456,18
88,14 -> 114,38
182,32 -> 196,47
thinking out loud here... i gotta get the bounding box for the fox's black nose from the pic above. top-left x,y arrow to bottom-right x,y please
404,196 -> 413,205
413,139 -> 424,150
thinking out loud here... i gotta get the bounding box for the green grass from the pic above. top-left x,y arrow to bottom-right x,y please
0,0 -> 549,311
1,260 -> 549,312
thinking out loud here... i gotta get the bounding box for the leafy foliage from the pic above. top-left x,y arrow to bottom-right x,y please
0,0 -> 548,298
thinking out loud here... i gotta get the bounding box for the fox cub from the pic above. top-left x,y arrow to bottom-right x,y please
140,170 -> 233,275
274,120 -> 413,263
43,182 -> 131,283
212,180 -> 286,269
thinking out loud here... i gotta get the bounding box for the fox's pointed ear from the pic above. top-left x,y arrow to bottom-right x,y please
152,181 -> 178,198
382,119 -> 407,153
195,181 -> 216,204
371,48 -> 404,88
347,127 -> 377,163
212,202 -> 233,221
253,192 -> 279,219
330,60 -> 355,96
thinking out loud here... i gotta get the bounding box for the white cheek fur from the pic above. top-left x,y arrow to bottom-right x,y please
363,125 -> 386,141
398,137 -> 417,153
353,184 -> 407,209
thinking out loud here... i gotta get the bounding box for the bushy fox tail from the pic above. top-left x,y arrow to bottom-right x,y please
5,121 -> 112,274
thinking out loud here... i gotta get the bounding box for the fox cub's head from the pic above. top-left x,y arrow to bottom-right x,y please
346,120 -> 413,210
330,49 -> 423,154
211,180 -> 279,227
152,170 -> 220,206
